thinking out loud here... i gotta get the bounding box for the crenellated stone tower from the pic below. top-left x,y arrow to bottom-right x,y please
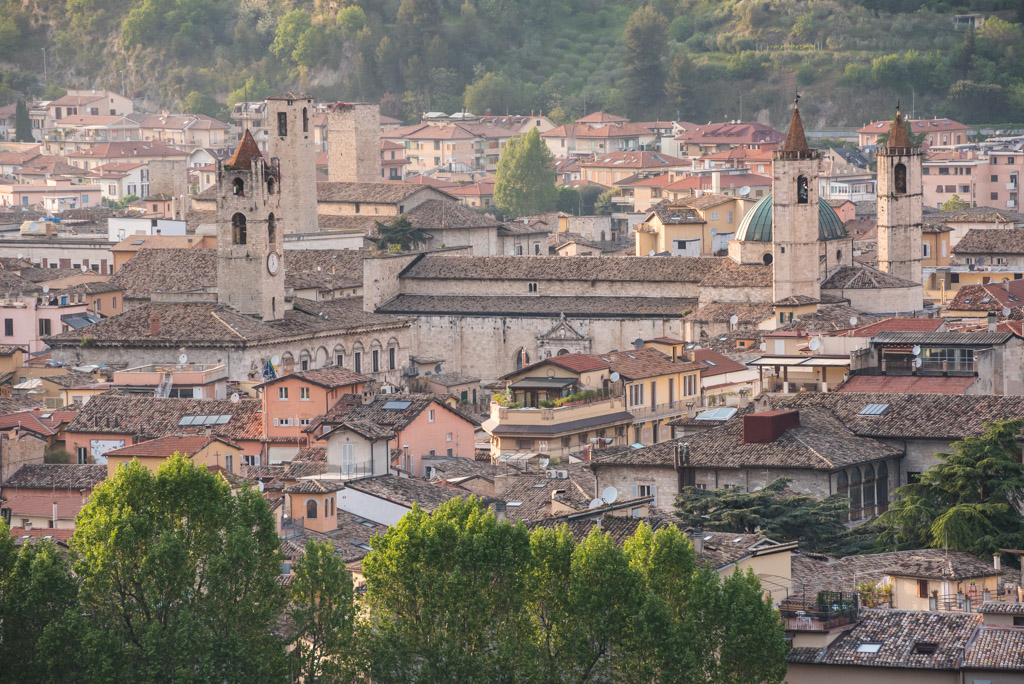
265,93 -> 317,234
326,102 -> 382,183
216,129 -> 286,322
771,98 -> 822,302
876,108 -> 923,285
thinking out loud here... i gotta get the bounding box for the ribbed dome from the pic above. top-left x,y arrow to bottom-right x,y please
735,193 -> 848,242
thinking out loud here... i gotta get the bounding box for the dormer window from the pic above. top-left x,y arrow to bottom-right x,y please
913,642 -> 938,655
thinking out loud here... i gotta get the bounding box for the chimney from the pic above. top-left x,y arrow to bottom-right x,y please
711,170 -> 721,195
493,500 -> 507,523
24,520 -> 31,531
988,311 -> 997,333
1003,278 -> 1010,292
743,410 -> 800,444
692,529 -> 704,555
52,501 -> 58,527
150,315 -> 160,336
674,442 -> 694,489
993,552 -> 1002,571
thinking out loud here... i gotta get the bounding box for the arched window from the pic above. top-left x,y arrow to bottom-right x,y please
836,250 -> 842,262
837,470 -> 849,522
268,213 -> 276,244
557,348 -> 570,356
762,253 -> 773,265
876,461 -> 889,513
267,176 -> 276,195
796,175 -> 809,204
232,177 -> 244,196
862,463 -> 876,515
306,498 -> 317,519
849,467 -> 862,520
894,162 -> 907,194
514,348 -> 530,370
302,107 -> 309,133
232,213 -> 247,245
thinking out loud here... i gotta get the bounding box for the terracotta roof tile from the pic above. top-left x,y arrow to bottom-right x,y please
344,474 -> 481,511
65,392 -> 263,443
0,491 -> 88,518
962,627 -> 1024,670
103,435 -> 238,459
953,228 -> 1024,255
225,129 -> 263,170
838,375 -> 976,394
377,294 -> 698,318
2,463 -> 106,490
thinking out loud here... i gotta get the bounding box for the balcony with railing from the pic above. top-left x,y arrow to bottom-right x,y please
779,591 -> 859,632
627,399 -> 698,422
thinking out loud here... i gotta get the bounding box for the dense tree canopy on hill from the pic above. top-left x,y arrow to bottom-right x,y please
0,0 -> 1022,126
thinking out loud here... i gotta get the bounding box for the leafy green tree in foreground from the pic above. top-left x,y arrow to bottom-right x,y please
361,497 -> 788,683
494,128 -> 558,219
51,454 -> 289,682
675,477 -> 849,552
374,215 -> 427,251
289,539 -> 357,683
362,497 -> 536,683
876,419 -> 1024,558
0,520 -> 78,682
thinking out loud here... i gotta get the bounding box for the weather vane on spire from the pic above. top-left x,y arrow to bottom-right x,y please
794,90 -> 800,106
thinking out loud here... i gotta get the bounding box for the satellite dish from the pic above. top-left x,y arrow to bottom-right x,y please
808,338 -> 820,351
648,250 -> 656,256
178,353 -> 188,364
589,498 -> 603,509
257,480 -> 264,492
41,285 -> 49,293
759,342 -> 767,351
602,486 -> 618,504
16,253 -> 22,259
729,314 -> 739,326
610,371 -> 621,382
710,228 -> 718,237
1002,308 -> 1012,317
271,355 -> 281,366
633,338 -> 644,350
739,186 -> 751,196
538,457 -> 549,468
231,392 -> 240,403
849,316 -> 858,327
914,358 -> 922,368
911,345 -> 921,356
81,264 -> 89,273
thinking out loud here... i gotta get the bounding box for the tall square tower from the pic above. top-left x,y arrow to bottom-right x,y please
877,109 -> 923,285
216,130 -> 286,321
266,94 -> 318,235
326,102 -> 382,183
772,100 -> 822,302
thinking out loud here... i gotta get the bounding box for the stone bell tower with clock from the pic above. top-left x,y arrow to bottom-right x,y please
216,129 -> 286,322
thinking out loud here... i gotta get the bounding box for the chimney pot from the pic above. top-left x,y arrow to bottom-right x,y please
692,529 -> 704,555
993,552 -> 1002,571
743,410 -> 799,444
52,501 -> 58,526
988,311 -> 997,333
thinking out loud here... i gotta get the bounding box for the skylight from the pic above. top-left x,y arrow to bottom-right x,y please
859,403 -> 890,416
705,360 -> 717,366
857,643 -> 882,653
507,501 -> 523,507
382,400 -> 412,410
695,407 -> 737,421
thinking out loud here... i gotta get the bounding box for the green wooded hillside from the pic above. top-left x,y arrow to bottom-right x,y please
0,0 -> 1021,127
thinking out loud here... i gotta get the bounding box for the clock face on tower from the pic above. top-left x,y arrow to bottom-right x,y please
267,251 -> 280,276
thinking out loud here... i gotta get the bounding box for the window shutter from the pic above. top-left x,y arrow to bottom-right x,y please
632,485 -> 638,499
651,484 -> 658,507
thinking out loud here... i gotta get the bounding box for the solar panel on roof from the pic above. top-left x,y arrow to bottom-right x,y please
178,416 -> 195,426
215,414 -> 231,424
859,403 -> 890,416
382,400 -> 412,410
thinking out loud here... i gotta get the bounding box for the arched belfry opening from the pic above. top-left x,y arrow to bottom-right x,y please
232,177 -> 244,196
796,175 -> 809,204
232,213 -> 247,245
894,162 -> 907,194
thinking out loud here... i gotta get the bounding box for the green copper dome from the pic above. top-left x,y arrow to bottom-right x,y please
735,193 -> 848,242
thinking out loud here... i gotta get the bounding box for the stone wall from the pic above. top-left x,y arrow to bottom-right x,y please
266,95 -> 318,235
772,155 -> 822,301
0,430 -> 45,482
326,103 -> 382,184
411,313 -> 680,382
877,149 -> 924,284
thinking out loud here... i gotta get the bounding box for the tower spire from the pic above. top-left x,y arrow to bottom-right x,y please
782,95 -> 809,153
887,105 -> 912,150
226,129 -> 263,170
